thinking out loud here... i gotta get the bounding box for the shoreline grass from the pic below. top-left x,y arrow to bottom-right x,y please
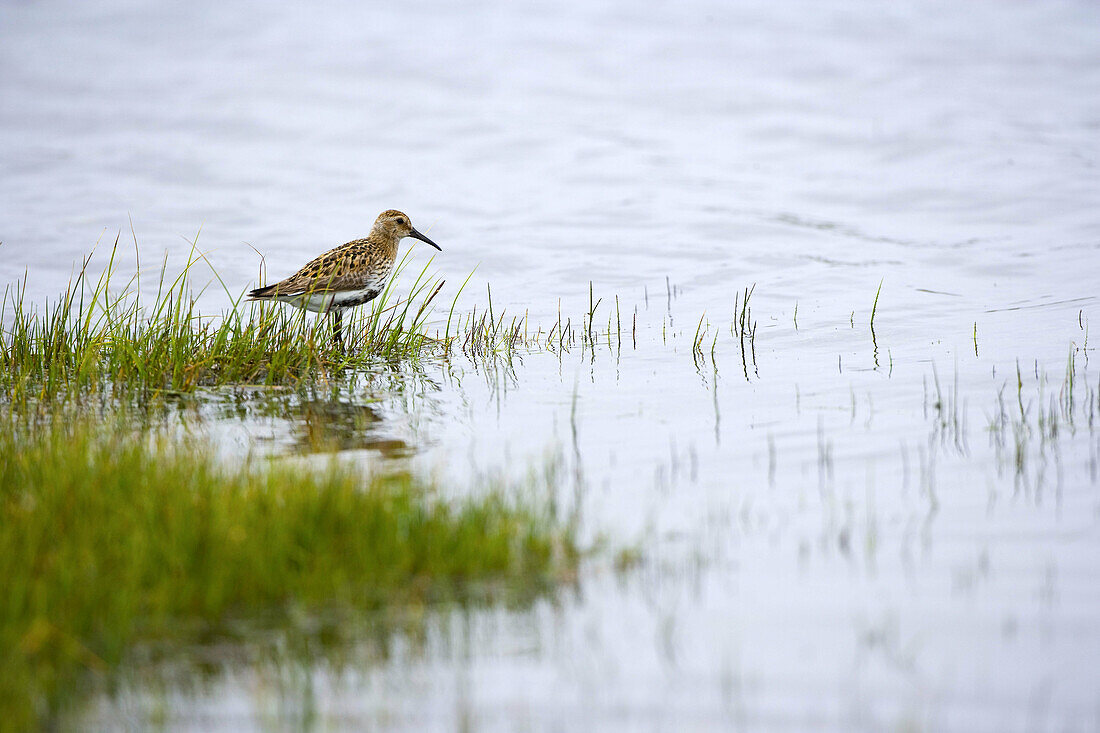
0,414 -> 577,730
2,239 -> 797,410
1,240 -> 785,406
0,241 -> 461,404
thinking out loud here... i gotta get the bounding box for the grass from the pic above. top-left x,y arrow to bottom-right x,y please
2,236 -> 959,731
2,237 -> 798,407
870,277 -> 883,335
731,284 -> 758,378
0,240 -> 453,404
984,349 -> 1100,492
0,242 -> 605,729
0,413 -> 577,730
0,241 -> 665,404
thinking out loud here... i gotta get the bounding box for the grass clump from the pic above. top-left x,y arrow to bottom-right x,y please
0,242 -> 450,403
1,240 -> 765,406
0,415 -> 576,730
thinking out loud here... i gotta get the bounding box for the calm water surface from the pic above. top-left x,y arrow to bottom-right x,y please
2,0 -> 1099,730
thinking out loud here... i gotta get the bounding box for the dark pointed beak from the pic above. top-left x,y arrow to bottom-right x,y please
409,228 -> 442,251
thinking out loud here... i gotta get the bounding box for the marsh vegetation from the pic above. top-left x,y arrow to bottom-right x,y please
0,254 -> 591,730
4,245 -> 1096,730
4,1 -> 1099,728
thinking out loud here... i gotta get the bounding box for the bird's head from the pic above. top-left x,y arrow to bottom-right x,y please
373,210 -> 441,250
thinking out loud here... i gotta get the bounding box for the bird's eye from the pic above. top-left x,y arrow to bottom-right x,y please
397,218 -> 407,226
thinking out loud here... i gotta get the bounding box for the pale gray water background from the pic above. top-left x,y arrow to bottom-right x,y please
2,0 -> 1100,730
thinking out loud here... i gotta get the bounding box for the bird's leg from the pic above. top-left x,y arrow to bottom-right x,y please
331,309 -> 344,350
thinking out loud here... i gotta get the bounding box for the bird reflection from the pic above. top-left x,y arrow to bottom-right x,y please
291,399 -> 412,458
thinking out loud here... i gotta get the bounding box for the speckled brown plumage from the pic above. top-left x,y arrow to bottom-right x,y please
250,237 -> 397,298
246,209 -> 442,347
247,209 -> 441,311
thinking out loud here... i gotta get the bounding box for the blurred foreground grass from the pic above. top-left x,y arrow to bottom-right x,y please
0,416 -> 577,730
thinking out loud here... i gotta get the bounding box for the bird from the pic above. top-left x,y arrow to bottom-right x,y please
246,209 -> 441,348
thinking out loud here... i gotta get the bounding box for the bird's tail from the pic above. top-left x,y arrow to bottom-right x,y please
246,284 -> 278,300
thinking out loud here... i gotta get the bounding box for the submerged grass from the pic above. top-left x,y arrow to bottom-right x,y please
0,414 -> 577,730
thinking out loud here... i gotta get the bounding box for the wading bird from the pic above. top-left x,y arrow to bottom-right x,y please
247,210 -> 441,347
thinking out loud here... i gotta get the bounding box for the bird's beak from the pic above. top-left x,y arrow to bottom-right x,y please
409,228 -> 442,251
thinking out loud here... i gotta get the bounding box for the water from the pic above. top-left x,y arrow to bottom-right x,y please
3,0 -> 1100,730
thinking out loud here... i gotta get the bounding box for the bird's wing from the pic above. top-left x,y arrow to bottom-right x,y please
252,240 -> 373,296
